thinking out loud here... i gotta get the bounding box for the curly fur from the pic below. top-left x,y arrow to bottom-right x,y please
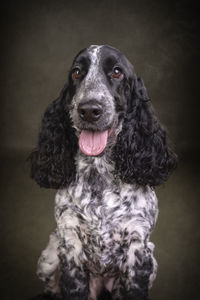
29,84 -> 78,188
113,77 -> 177,186
30,45 -> 177,300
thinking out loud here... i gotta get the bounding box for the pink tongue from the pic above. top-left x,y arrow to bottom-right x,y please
79,130 -> 108,156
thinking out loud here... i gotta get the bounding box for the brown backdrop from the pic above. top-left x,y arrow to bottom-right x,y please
0,1 -> 199,299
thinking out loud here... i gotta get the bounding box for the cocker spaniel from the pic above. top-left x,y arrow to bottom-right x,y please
30,45 -> 177,300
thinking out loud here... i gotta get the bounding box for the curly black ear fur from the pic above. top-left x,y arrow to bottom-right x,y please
29,84 -> 78,189
113,77 -> 177,186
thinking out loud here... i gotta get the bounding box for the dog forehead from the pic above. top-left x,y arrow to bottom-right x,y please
87,45 -> 125,65
88,45 -> 102,67
73,45 -> 134,78
74,45 -> 123,65
89,45 -> 134,76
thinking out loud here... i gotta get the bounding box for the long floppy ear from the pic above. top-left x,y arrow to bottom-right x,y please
29,84 -> 78,189
113,77 -> 177,186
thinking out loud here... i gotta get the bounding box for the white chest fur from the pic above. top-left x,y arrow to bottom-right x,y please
54,154 -> 158,274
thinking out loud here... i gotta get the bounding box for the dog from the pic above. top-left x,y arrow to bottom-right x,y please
30,45 -> 177,300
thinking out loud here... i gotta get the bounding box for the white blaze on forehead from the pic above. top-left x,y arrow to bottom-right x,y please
88,44 -> 103,58
86,45 -> 103,88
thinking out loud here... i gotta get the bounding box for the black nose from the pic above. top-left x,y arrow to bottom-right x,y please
78,102 -> 103,122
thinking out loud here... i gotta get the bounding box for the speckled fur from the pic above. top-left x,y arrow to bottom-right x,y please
37,153 -> 158,299
30,45 -> 177,300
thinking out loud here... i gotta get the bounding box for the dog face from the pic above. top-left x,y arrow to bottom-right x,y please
30,44 -> 177,188
68,45 -> 135,156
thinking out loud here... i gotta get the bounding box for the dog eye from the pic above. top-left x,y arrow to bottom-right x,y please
72,68 -> 83,79
112,67 -> 122,78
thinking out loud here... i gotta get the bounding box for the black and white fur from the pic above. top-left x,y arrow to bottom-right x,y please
30,45 -> 177,300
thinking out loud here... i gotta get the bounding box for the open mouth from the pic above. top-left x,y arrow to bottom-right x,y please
78,128 -> 113,156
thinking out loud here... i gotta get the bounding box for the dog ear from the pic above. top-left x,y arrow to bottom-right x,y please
113,77 -> 177,186
29,84 -> 78,189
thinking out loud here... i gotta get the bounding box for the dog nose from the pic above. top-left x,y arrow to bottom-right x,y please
78,102 -> 103,122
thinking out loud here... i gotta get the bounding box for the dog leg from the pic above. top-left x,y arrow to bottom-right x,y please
112,243 -> 157,300
37,230 -> 61,296
58,229 -> 89,300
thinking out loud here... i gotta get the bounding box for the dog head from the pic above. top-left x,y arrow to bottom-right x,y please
68,45 -> 135,156
29,45 -> 177,188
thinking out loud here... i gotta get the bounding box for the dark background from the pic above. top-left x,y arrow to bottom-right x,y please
0,0 -> 199,299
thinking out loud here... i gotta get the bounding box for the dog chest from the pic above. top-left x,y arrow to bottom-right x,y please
55,177 -> 158,274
